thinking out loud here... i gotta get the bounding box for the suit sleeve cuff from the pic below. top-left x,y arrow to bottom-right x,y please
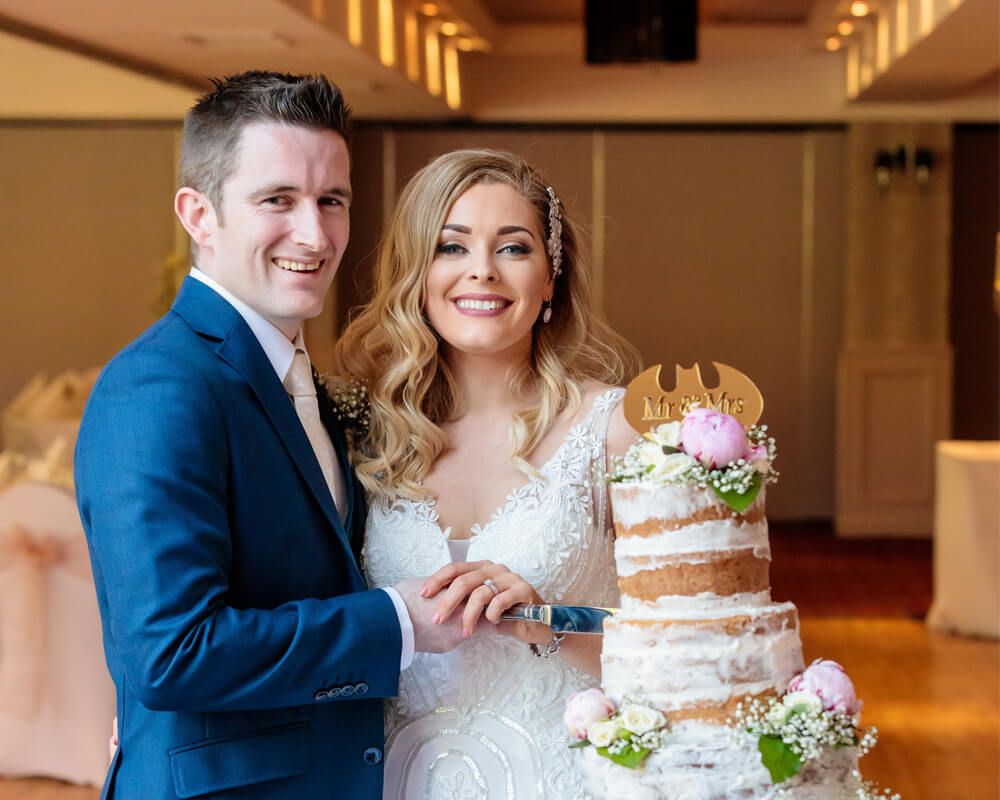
381,587 -> 415,671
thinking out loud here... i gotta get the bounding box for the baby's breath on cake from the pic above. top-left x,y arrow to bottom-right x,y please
726,691 -> 894,796
731,694 -> 864,765
852,777 -> 901,800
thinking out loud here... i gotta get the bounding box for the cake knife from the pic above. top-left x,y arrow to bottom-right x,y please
500,603 -> 618,634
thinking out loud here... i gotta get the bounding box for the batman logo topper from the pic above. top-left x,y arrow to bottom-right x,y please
623,363 -> 764,433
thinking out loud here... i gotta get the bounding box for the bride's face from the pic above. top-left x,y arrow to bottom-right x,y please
424,182 -> 553,362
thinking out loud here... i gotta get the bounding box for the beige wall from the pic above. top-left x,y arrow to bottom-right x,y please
343,125 -> 846,520
0,124 -> 179,437
0,121 -> 847,520
601,129 -> 845,520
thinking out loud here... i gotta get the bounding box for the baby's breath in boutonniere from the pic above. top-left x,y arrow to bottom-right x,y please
318,375 -> 371,441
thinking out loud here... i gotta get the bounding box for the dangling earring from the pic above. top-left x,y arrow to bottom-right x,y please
542,300 -> 553,324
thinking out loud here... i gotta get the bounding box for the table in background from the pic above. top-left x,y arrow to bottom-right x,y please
927,440 -> 1000,639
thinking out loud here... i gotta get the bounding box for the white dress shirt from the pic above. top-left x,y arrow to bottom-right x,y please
189,268 -> 414,670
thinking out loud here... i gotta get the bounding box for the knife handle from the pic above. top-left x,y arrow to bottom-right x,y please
500,603 -> 549,624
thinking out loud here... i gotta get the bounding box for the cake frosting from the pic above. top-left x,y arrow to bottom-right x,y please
570,409 -> 893,800
602,484 -> 799,720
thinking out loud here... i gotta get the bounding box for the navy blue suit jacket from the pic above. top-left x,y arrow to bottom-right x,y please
75,278 -> 401,799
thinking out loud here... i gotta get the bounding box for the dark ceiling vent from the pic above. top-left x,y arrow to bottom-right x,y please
585,0 -> 698,64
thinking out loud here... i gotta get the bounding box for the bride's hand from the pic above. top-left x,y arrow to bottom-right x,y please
421,560 -> 550,643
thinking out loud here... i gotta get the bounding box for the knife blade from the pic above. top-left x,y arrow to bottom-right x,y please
500,603 -> 618,634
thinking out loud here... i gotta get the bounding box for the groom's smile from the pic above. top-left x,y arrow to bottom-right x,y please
274,257 -> 326,273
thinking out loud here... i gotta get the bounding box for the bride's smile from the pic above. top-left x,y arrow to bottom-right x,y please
452,293 -> 512,315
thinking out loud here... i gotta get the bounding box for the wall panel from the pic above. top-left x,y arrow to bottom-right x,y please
0,124 -> 178,435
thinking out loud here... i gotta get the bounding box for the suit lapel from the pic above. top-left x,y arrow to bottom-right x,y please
171,278 -> 356,562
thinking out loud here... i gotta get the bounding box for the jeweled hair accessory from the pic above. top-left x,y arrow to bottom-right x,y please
545,186 -> 563,279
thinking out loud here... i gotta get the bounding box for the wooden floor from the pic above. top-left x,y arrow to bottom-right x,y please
769,522 -> 934,618
3,617 -> 996,799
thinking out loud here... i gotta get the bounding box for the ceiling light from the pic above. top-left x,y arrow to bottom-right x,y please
421,3 -> 439,15
837,20 -> 854,36
850,1 -> 870,17
825,36 -> 842,51
440,21 -> 459,36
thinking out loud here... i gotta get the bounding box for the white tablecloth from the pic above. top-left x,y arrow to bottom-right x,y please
927,441 -> 1000,639
0,481 -> 113,786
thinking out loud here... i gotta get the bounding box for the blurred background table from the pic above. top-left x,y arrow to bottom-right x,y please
927,441 -> 1000,639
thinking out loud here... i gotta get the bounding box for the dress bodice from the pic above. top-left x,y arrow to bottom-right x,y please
364,388 -> 624,799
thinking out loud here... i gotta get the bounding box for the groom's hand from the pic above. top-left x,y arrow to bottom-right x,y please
394,578 -> 467,654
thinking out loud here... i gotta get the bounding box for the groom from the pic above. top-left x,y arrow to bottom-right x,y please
75,71 -> 463,799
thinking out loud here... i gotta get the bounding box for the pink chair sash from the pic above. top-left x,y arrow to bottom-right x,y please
0,525 -> 92,717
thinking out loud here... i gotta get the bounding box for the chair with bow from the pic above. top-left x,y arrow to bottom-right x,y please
0,480 -> 114,787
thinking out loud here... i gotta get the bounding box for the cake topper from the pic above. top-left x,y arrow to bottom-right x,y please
623,362 -> 764,433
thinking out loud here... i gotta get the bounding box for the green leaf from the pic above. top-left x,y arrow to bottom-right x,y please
758,735 -> 803,784
568,740 -> 590,749
662,445 -> 681,455
713,472 -> 762,513
596,744 -> 651,769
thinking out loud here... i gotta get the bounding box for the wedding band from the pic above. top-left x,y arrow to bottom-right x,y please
483,579 -> 500,597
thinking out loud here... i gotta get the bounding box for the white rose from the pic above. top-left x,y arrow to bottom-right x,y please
620,704 -> 666,735
648,422 -> 682,449
650,452 -> 698,483
586,719 -> 620,748
637,441 -> 668,470
782,691 -> 823,713
765,702 -> 793,726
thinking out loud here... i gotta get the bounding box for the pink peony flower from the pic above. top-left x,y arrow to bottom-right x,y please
787,659 -> 862,715
680,408 -> 750,469
563,688 -> 615,740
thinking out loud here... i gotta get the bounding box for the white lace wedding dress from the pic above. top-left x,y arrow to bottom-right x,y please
364,388 -> 624,800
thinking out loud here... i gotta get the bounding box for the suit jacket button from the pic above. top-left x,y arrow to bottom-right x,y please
355,682 -> 369,695
313,690 -> 328,702
328,686 -> 342,698
340,684 -> 355,697
363,747 -> 383,766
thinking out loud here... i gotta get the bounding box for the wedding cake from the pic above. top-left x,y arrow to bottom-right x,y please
566,365 -> 894,800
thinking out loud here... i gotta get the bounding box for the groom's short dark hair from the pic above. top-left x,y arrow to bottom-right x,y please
179,71 -> 351,220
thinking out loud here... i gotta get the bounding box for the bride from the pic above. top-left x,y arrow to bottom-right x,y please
332,149 -> 641,799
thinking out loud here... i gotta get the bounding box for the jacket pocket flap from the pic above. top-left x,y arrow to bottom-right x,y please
168,722 -> 308,799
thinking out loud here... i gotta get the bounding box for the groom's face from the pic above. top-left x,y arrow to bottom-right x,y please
205,122 -> 352,339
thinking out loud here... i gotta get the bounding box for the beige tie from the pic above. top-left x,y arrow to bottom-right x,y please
283,349 -> 348,522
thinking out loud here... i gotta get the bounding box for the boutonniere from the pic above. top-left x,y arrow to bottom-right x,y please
317,374 -> 371,439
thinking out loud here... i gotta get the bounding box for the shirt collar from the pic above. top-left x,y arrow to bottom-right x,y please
189,267 -> 304,382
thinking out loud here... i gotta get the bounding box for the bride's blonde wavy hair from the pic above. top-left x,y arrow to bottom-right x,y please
333,148 -> 640,500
